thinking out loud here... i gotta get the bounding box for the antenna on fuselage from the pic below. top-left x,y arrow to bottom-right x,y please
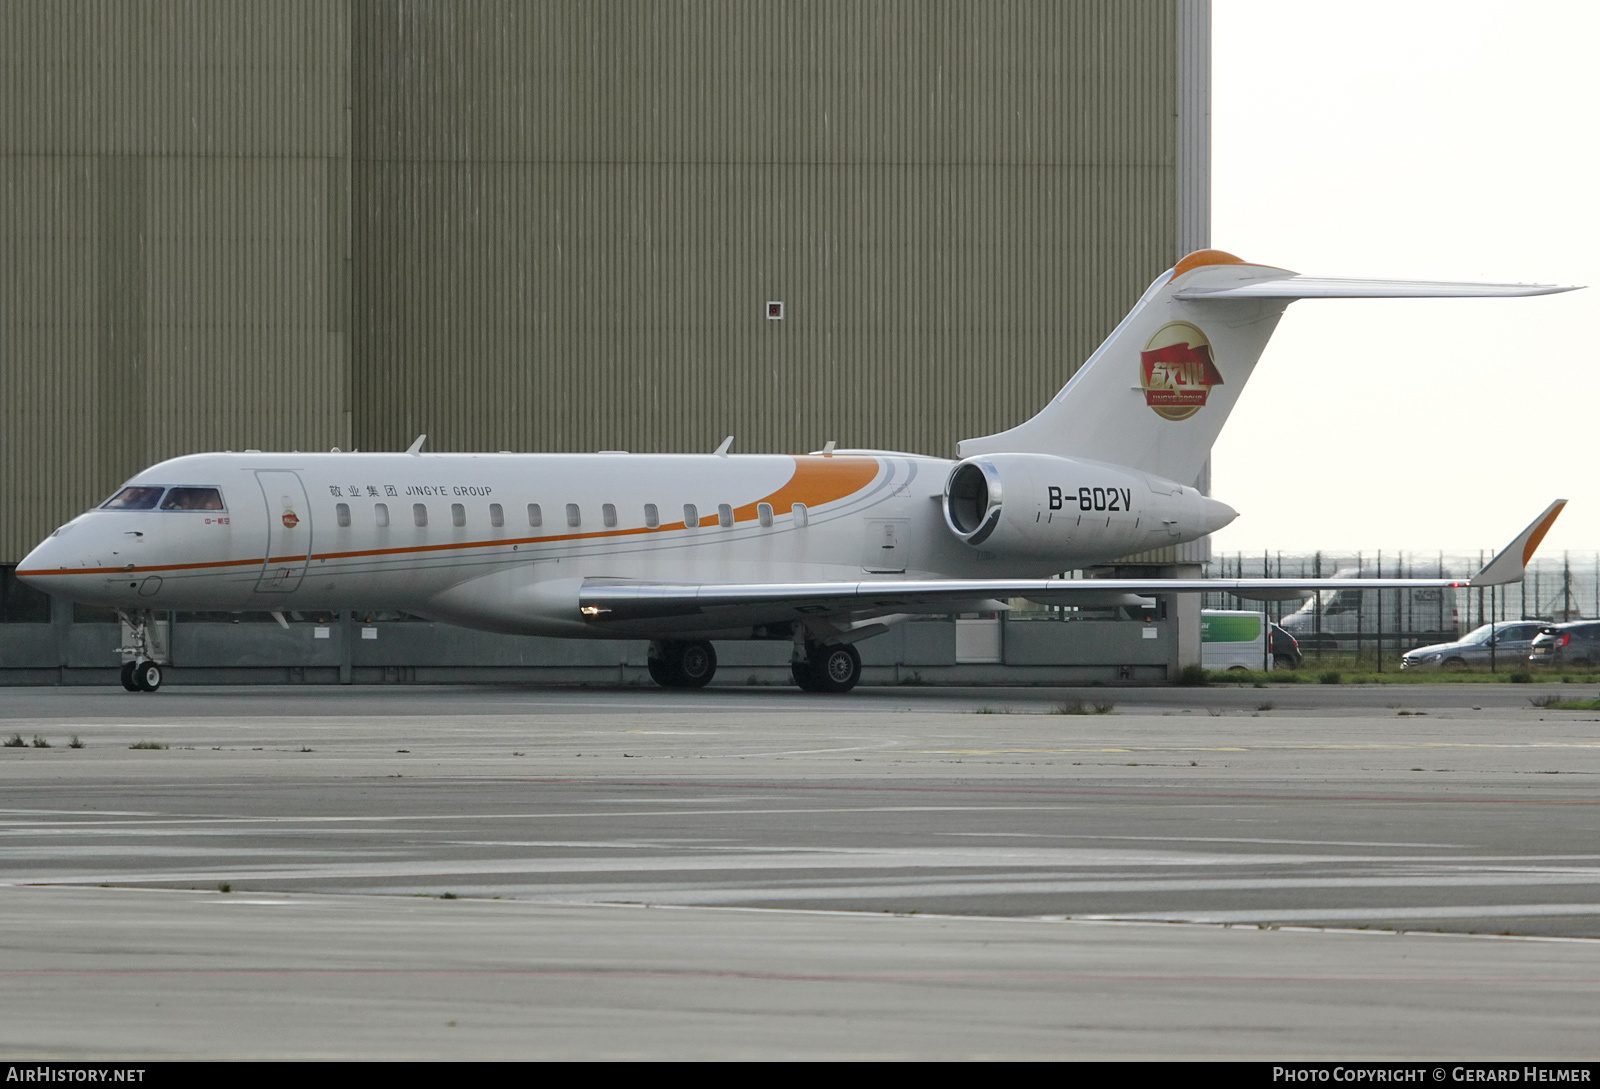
406,435 -> 427,455
714,435 -> 734,457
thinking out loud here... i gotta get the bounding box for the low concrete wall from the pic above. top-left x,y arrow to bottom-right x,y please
1,599 -> 1184,686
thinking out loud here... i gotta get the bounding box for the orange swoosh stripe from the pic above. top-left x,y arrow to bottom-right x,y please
1522,500 -> 1566,566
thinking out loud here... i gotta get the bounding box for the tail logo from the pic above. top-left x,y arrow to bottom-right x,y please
1140,321 -> 1223,421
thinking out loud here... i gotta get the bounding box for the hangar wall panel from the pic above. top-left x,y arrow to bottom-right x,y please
0,1 -> 350,562
350,0 -> 1190,460
2,0 -> 1205,563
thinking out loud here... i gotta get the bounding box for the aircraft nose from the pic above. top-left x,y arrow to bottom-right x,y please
15,528 -> 90,598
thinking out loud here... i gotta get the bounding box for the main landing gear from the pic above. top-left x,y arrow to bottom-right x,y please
643,634 -> 863,693
117,609 -> 167,693
647,640 -> 718,689
791,641 -> 862,694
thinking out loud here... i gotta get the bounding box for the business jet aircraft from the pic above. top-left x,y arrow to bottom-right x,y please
16,250 -> 1572,693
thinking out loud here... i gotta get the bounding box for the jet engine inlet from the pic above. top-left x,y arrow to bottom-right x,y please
944,460 -> 1002,545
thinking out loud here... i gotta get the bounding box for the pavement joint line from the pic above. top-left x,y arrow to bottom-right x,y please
17,882 -> 1600,951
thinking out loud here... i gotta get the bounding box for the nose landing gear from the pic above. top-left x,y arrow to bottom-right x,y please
117,610 -> 168,693
119,659 -> 163,692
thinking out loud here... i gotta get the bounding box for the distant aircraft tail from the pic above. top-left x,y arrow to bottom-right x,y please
958,249 -> 1574,487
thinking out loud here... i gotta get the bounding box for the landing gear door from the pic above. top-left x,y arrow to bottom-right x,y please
255,470 -> 312,592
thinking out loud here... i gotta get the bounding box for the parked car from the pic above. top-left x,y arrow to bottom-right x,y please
1528,621 -> 1600,667
1270,624 -> 1302,670
1202,610 -> 1270,671
1400,621 -> 1548,670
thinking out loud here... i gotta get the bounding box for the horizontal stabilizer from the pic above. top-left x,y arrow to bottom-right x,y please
1175,276 -> 1579,301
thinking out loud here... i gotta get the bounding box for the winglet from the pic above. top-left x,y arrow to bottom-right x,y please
1470,500 -> 1567,586
406,434 -> 427,455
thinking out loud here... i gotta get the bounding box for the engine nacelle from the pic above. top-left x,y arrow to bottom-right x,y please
943,453 -> 1235,562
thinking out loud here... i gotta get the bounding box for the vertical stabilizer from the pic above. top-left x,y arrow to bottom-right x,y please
959,250 -> 1575,487
958,251 -> 1292,486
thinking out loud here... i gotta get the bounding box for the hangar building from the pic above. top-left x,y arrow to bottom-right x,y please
0,1 -> 1213,684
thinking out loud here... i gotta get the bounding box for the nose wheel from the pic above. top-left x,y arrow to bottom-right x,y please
120,660 -> 163,692
116,610 -> 168,693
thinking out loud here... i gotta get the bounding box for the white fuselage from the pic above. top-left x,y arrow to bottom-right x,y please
18,449 -> 1232,639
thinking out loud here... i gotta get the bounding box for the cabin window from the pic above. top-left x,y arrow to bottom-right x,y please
758,502 -> 773,527
489,503 -> 504,528
717,503 -> 733,527
644,503 -> 659,528
566,503 -> 581,528
413,503 -> 428,527
159,487 -> 225,511
335,503 -> 351,528
602,503 -> 617,528
375,503 -> 389,528
792,502 -> 808,528
100,487 -> 164,511
683,504 -> 698,528
451,503 -> 466,528
528,503 -> 542,528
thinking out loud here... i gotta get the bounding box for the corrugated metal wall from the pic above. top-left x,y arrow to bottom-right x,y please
0,0 -> 351,562
1,0 -> 1203,562
351,0 -> 1184,457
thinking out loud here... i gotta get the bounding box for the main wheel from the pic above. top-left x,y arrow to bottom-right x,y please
646,653 -> 680,688
673,641 -> 716,688
808,643 -> 861,694
650,641 -> 717,689
120,661 -> 140,692
133,660 -> 163,692
791,660 -> 823,692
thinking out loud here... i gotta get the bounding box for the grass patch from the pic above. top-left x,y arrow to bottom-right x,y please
1175,664 -> 1210,687
30,736 -> 49,748
1053,698 -> 1116,715
1535,698 -> 1600,711
128,741 -> 167,750
2,734 -> 25,748
68,735 -> 84,749
1319,671 -> 1343,685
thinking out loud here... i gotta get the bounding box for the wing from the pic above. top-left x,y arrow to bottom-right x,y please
578,502 -> 1566,631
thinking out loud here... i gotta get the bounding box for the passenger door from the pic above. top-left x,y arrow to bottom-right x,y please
255,470 -> 312,592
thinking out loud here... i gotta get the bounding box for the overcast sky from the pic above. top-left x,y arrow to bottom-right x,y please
1206,0 -> 1597,555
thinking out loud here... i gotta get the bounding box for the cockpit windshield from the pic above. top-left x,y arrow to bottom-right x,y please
99,486 -> 226,511
160,487 -> 225,511
100,486 -> 164,510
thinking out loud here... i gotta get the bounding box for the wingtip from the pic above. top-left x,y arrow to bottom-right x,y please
1471,499 -> 1567,586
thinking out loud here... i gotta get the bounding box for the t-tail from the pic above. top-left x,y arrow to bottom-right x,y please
958,249 -> 1575,488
